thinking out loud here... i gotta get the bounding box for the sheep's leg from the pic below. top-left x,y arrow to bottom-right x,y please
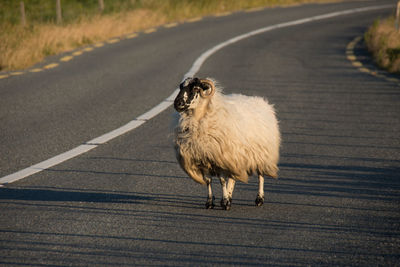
255,174 -> 265,206
204,177 -> 215,209
226,178 -> 236,203
219,177 -> 231,210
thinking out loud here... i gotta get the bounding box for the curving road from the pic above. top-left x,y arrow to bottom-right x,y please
1,0 -> 399,265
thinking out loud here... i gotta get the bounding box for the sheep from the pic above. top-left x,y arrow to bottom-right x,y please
173,77 -> 280,210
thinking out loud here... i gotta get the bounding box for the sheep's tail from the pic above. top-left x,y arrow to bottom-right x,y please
176,152 -> 206,185
187,169 -> 206,185
266,165 -> 279,179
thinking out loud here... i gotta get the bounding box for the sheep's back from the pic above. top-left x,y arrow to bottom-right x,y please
205,93 -> 280,180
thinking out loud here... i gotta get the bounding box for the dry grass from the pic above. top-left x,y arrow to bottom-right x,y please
365,16 -> 400,74
0,0 -> 338,71
0,9 -> 168,70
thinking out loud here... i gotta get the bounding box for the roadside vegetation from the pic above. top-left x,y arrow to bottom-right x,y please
1,0 -> 337,71
365,16 -> 400,74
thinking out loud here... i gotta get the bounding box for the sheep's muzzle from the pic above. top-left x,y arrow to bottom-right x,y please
174,97 -> 189,113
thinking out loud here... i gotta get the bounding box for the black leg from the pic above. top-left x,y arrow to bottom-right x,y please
255,194 -> 264,207
205,196 -> 215,209
221,197 -> 232,210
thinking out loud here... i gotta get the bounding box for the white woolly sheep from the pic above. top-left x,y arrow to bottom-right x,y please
173,77 -> 280,210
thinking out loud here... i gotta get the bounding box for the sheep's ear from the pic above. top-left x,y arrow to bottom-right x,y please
200,79 -> 215,98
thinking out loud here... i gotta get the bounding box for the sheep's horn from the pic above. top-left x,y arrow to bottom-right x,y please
200,79 -> 215,98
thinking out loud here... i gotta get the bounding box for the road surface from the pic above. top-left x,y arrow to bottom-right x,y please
0,0 -> 399,265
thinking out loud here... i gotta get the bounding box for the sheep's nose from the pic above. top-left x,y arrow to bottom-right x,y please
175,99 -> 184,106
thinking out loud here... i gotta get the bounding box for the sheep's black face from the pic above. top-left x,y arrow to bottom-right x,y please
174,77 -> 203,113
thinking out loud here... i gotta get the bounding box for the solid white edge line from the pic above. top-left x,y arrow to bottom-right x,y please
0,4 -> 393,186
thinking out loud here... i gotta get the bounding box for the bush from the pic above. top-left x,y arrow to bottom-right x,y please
365,16 -> 400,74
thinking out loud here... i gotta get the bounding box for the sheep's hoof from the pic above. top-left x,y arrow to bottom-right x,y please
205,196 -> 215,209
255,195 -> 264,207
220,198 -> 232,210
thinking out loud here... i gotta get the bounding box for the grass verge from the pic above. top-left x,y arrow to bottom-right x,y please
1,0 -> 338,71
365,16 -> 400,74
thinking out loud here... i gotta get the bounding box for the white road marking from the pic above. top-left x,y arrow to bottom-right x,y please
0,4 -> 393,185
1,145 -> 97,184
183,4 -> 392,79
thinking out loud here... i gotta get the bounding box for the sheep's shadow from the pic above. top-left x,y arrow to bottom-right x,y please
0,156 -> 201,209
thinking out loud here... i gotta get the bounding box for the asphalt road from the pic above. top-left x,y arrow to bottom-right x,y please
1,0 -> 399,265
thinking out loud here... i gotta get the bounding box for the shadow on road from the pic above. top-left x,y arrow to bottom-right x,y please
0,187 -> 152,204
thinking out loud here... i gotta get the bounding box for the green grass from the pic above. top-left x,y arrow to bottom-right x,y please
0,0 -> 143,25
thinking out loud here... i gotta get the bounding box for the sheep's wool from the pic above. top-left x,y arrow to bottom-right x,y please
174,86 -> 280,185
